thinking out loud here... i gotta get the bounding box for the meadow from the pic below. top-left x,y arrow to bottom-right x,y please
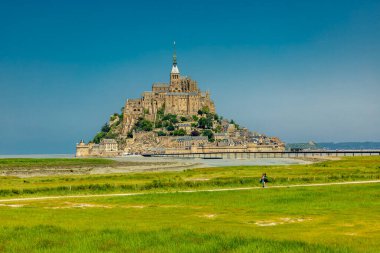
0,183 -> 379,252
0,156 -> 379,197
0,156 -> 379,252
0,158 -> 116,169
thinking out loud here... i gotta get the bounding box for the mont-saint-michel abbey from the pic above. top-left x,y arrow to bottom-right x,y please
76,45 -> 285,157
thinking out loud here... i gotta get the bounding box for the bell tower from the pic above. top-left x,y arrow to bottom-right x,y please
170,41 -> 181,91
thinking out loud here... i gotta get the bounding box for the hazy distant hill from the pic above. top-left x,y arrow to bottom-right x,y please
287,142 -> 380,150
317,142 -> 380,150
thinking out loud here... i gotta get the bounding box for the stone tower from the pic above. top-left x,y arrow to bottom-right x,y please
169,41 -> 181,92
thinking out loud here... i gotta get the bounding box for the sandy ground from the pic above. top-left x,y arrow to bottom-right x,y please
0,156 -> 312,178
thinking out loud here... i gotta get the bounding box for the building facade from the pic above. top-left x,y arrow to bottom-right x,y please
122,45 -> 215,134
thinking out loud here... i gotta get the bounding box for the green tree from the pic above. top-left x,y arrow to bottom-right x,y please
180,116 -> 188,122
213,125 -> 222,133
201,106 -> 210,114
163,114 -> 178,124
166,124 -> 175,131
170,116 -> 178,124
101,123 -> 110,133
93,132 -> 106,144
135,118 -> 153,131
198,117 -> 213,129
198,117 -> 207,129
202,129 -> 215,142
105,132 -> 117,139
192,115 -> 199,121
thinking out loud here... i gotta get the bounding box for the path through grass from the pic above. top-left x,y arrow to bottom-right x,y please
0,183 -> 379,252
1,156 -> 379,197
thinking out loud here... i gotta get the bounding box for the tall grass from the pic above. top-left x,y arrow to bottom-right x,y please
0,226 -> 348,253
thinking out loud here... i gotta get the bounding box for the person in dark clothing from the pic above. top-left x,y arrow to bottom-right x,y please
260,173 -> 268,188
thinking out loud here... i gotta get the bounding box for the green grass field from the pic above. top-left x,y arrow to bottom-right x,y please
0,156 -> 379,197
0,158 -> 116,169
0,156 -> 379,252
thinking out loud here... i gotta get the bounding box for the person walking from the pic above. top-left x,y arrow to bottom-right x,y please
260,173 -> 268,188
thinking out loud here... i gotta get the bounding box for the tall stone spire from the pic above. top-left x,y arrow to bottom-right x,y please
173,41 -> 177,65
171,41 -> 179,74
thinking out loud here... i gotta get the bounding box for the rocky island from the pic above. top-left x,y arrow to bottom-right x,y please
76,45 -> 285,157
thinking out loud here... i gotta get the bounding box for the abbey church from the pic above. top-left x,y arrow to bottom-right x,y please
76,44 -> 284,157
122,44 -> 215,134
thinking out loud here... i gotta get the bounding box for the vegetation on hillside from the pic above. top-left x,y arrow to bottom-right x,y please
92,108 -> 124,143
91,104 -> 239,143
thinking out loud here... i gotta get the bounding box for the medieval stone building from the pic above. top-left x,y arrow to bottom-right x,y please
122,44 -> 215,134
75,44 -> 285,157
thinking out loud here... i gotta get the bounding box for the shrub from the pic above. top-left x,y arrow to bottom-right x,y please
166,124 -> 175,131
191,130 -> 200,136
135,118 -> 153,131
173,129 -> 186,136
155,121 -> 163,128
162,114 -> 178,124
157,131 -> 166,136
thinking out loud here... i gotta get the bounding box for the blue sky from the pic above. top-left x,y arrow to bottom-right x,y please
0,0 -> 379,154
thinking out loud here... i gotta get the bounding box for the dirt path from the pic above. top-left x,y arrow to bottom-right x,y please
1,180 -> 379,203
